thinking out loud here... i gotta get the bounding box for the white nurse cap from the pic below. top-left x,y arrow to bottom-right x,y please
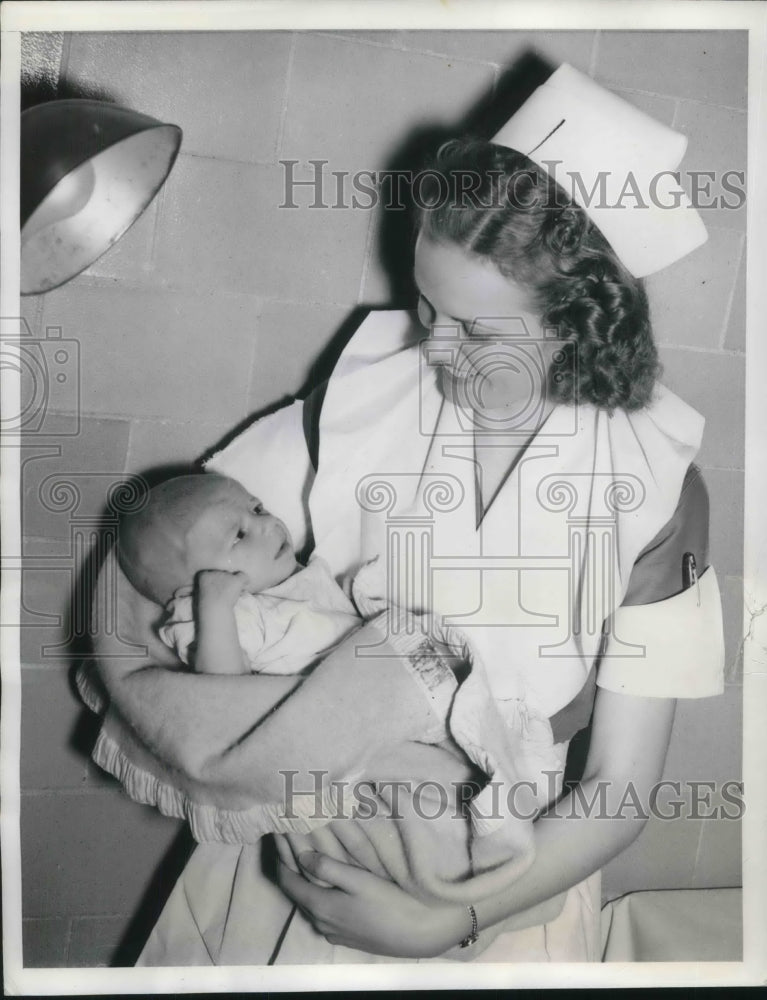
491,64 -> 707,278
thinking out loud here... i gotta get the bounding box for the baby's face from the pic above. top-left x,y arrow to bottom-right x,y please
184,479 -> 297,593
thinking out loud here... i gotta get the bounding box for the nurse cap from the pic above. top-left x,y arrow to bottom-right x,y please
491,64 -> 707,278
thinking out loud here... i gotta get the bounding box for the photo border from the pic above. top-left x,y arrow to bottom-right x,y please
2,1 -> 765,992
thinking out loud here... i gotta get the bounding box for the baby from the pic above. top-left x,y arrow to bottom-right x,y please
112,471 -> 537,910
118,472 -> 362,676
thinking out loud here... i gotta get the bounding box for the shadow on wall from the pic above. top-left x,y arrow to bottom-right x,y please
20,68 -> 198,965
206,49 -> 558,401
62,464 -> 199,964
375,51 -> 555,304
111,826 -> 196,965
21,75 -> 116,112
63,459 -> 195,726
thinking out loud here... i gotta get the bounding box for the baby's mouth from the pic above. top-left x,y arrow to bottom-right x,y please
274,532 -> 290,558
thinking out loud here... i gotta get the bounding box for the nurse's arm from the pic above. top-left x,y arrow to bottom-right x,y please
457,463 -> 714,932
95,555 -> 440,801
469,686 -> 676,932
276,685 -> 677,954
94,553 -> 304,779
276,467 -> 719,953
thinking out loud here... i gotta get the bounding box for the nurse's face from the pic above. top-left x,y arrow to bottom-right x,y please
413,233 -> 563,428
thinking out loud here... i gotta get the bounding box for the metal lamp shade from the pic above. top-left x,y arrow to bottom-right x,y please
21,100 -> 182,295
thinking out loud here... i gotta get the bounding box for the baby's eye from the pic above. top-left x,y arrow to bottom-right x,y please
252,501 -> 264,515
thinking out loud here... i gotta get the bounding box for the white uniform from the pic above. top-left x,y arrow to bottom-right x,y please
132,310 -> 724,966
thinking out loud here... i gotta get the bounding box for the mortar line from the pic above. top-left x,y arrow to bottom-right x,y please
674,94 -> 747,115
313,30 -> 502,71
20,786 -> 130,797
670,97 -> 680,128
275,32 -> 298,162
357,208 -> 378,305
176,150 -> 276,167
242,299 -> 266,417
63,915 -> 74,967
656,341 -> 745,357
146,184 -> 165,274
588,30 -> 600,77
718,231 -> 746,351
123,418 -> 138,476
57,31 -> 72,91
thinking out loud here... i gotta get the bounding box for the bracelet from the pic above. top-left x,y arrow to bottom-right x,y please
460,904 -> 480,948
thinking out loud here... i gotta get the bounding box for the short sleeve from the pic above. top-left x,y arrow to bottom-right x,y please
596,465 -> 725,699
158,593 -> 196,666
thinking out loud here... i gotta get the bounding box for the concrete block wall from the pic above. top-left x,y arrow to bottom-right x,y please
19,29 -> 745,966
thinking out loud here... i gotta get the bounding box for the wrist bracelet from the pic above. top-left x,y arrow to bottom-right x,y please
460,904 -> 480,948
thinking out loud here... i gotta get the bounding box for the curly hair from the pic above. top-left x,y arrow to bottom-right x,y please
415,140 -> 660,411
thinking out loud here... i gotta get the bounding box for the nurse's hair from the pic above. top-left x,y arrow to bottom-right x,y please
415,139 -> 660,412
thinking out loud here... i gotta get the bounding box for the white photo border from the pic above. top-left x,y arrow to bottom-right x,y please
2,0 -> 765,992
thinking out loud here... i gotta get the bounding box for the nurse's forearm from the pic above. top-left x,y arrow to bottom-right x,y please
95,562 -> 304,779
472,777 -> 643,933
472,687 -> 676,937
190,620 -> 441,800
99,623 -> 436,807
102,660 -> 303,777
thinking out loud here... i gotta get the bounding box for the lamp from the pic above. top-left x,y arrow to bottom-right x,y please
20,100 -> 182,295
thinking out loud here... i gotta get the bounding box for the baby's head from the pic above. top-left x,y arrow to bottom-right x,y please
118,473 -> 298,605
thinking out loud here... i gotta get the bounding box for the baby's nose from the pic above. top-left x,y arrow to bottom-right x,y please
259,512 -> 283,535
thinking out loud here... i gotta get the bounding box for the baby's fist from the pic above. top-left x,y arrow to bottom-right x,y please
196,569 -> 248,607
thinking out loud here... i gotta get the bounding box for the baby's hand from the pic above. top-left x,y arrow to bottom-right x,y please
195,569 -> 248,608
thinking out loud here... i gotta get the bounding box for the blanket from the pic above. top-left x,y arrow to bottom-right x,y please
78,567 -> 556,904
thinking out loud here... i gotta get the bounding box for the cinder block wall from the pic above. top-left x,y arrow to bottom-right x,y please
19,30 -> 745,966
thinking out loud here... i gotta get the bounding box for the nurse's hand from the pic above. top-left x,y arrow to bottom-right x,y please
274,846 -> 470,958
276,822 -> 392,883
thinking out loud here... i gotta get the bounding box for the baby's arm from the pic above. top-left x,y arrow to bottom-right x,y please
194,570 -> 250,674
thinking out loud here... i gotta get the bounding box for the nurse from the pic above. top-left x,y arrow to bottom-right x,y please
90,65 -> 725,963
